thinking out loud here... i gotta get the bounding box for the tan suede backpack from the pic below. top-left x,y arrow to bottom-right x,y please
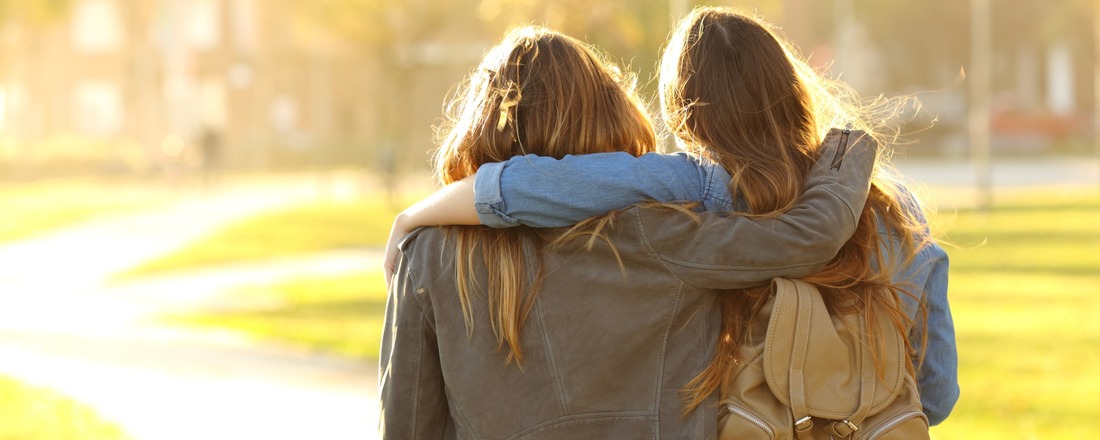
717,278 -> 930,440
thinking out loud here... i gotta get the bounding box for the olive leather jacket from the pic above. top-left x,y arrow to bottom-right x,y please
380,131 -> 876,439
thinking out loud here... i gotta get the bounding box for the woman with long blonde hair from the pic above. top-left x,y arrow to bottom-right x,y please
381,24 -> 881,438
385,7 -> 958,432
652,8 -> 958,420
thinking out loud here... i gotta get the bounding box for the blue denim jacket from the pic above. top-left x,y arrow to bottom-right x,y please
473,151 -> 960,426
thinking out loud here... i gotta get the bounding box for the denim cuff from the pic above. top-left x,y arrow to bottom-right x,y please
473,161 -> 521,228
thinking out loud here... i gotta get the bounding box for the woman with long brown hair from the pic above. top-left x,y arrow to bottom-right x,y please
380,24 -> 879,438
384,6 -> 957,432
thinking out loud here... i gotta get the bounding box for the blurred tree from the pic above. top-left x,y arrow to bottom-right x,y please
290,0 -> 682,175
0,0 -> 72,71
0,0 -> 71,178
289,0 -> 488,199
860,0 -> 1093,91
0,0 -> 70,26
858,0 -> 970,89
480,0 -> 674,103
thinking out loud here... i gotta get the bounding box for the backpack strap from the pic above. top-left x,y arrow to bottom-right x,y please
775,278 -> 816,439
827,310 -> 877,437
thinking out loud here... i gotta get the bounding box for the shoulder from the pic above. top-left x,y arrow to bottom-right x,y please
397,226 -> 459,274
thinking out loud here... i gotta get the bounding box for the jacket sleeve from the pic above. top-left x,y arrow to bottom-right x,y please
886,187 -> 959,425
629,130 -> 876,290
911,242 -> 960,426
379,237 -> 451,439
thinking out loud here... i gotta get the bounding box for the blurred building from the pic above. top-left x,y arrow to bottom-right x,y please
0,0 -> 408,176
0,0 -> 1096,179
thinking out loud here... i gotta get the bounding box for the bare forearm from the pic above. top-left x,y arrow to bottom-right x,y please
384,175 -> 478,282
397,175 -> 480,230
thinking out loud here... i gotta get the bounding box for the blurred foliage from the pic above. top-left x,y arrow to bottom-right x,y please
291,0 -> 791,110
0,137 -> 152,178
0,0 -> 70,25
796,0 -> 1100,90
0,0 -> 72,57
0,375 -> 130,440
287,0 -> 1100,93
0,0 -> 1094,179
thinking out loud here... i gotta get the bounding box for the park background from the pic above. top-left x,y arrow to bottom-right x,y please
0,0 -> 1097,439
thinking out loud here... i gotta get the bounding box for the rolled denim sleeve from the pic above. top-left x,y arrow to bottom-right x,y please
473,152 -> 707,228
473,161 -> 516,228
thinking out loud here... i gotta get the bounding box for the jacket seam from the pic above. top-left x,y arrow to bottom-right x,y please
656,257 -> 828,273
652,283 -> 685,438
409,300 -> 424,437
534,300 -> 570,414
441,381 -> 480,439
629,206 -> 834,277
630,208 -> 696,284
401,229 -> 479,437
505,412 -> 656,440
394,237 -> 428,437
816,176 -> 859,224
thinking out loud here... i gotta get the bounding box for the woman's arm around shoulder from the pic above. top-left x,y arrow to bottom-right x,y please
473,151 -> 715,227
384,175 -> 480,282
632,129 -> 877,289
382,152 -> 708,281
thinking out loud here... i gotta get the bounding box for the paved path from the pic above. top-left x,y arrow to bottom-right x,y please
0,174 -> 382,439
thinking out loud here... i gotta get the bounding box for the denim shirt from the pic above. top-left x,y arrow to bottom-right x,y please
472,151 -> 960,426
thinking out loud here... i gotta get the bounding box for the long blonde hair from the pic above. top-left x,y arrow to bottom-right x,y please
665,7 -> 932,413
433,26 -> 657,365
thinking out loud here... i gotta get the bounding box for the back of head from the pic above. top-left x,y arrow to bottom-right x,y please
436,26 -> 656,185
660,8 -> 819,215
431,26 -> 657,365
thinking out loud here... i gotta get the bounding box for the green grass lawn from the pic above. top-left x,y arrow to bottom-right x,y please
122,196 -> 409,276
164,271 -> 389,361
0,177 -> 164,244
927,188 -> 1100,439
0,375 -> 130,440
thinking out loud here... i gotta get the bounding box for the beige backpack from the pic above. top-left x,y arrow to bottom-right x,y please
717,278 -> 929,440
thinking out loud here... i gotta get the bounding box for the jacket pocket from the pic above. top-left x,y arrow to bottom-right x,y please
858,410 -> 929,440
718,402 -> 776,440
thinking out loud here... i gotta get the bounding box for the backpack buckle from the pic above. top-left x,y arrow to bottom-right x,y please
794,416 -> 813,433
825,420 -> 860,437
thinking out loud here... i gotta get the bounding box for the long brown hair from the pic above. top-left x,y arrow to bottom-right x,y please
433,26 -> 657,365
666,8 -> 932,413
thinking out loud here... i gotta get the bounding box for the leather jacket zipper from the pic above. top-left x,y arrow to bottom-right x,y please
830,127 -> 852,171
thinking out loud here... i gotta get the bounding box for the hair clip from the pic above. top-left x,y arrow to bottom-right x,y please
496,89 -> 521,132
